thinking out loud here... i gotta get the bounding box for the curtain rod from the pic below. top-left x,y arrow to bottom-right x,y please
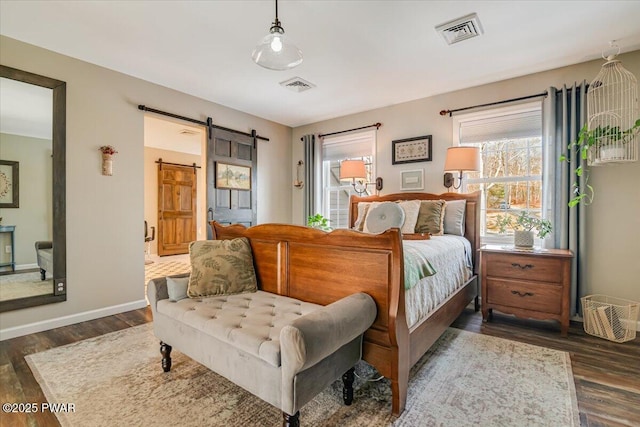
138,105 -> 269,142
300,122 -> 382,141
440,82 -> 589,117
155,158 -> 201,169
439,92 -> 549,117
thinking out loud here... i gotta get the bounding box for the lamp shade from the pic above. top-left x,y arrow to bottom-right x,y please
339,160 -> 367,180
444,147 -> 481,172
252,28 -> 303,71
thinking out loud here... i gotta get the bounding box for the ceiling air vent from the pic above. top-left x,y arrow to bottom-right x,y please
435,13 -> 484,45
280,77 -> 316,93
179,129 -> 199,135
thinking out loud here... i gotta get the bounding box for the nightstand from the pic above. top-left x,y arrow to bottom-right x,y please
480,245 -> 573,337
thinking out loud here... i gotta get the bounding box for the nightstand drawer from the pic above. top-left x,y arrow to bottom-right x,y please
486,278 -> 562,315
485,253 -> 564,283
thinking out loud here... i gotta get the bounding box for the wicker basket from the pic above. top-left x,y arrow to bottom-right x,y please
581,295 -> 639,343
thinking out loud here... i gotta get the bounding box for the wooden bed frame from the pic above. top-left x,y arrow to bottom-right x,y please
211,191 -> 480,416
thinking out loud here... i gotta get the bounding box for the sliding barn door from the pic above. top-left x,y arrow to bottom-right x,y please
207,128 -> 257,238
157,163 -> 197,256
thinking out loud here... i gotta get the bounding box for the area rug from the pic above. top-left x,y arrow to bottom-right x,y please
144,261 -> 191,283
25,324 -> 579,427
0,272 -> 53,301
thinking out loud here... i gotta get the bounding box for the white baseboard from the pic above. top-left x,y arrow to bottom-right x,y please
16,263 -> 38,271
0,299 -> 148,341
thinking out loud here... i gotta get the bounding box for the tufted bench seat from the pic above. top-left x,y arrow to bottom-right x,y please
148,274 -> 377,427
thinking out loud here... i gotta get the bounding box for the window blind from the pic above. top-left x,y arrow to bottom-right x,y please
322,132 -> 374,161
459,110 -> 542,144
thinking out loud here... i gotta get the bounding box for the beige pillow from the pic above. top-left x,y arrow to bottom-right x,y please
187,238 -> 258,298
415,200 -> 446,235
354,202 -> 371,231
397,200 -> 421,235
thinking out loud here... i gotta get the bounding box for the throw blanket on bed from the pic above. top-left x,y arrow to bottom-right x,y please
403,236 -> 473,290
403,242 -> 437,289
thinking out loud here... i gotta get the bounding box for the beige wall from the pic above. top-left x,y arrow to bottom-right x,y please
0,133 -> 52,267
0,36 -> 292,333
292,50 -> 640,303
144,146 -> 204,256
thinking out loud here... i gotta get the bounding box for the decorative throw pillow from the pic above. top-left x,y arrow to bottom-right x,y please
397,200 -> 421,235
364,202 -> 405,234
187,238 -> 258,298
415,200 -> 446,235
167,276 -> 189,302
443,199 -> 466,236
353,202 -> 371,231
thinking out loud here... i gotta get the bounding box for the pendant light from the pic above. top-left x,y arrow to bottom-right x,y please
252,0 -> 303,71
588,42 -> 639,165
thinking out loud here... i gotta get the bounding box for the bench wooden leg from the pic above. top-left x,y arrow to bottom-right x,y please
282,411 -> 299,427
40,269 -> 46,281
160,342 -> 172,372
342,367 -> 355,405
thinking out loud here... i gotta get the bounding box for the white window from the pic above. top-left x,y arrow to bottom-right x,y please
453,102 -> 544,244
321,130 -> 376,229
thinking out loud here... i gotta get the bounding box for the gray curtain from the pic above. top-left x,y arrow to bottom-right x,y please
542,83 -> 587,315
301,134 -> 317,221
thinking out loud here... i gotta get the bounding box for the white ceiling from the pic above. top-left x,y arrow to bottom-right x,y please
1,1 -> 640,128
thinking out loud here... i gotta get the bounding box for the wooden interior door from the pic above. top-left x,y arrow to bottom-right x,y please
207,128 -> 257,238
158,163 -> 197,256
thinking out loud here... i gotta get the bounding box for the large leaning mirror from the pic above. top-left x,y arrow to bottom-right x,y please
0,65 -> 66,312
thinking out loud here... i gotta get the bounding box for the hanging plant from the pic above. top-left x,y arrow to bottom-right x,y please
560,119 -> 640,207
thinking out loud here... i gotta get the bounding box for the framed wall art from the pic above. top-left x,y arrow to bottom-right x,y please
400,169 -> 424,191
0,160 -> 19,208
215,162 -> 251,190
392,135 -> 432,165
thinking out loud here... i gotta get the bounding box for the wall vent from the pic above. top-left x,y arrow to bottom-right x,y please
280,77 -> 316,93
435,13 -> 484,45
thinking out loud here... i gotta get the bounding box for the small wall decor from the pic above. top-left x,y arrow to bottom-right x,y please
0,160 -> 19,208
400,169 -> 424,191
216,162 -> 251,190
392,135 -> 432,164
99,145 -> 118,176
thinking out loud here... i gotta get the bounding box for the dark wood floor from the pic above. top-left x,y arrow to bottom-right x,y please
1,307 -> 638,427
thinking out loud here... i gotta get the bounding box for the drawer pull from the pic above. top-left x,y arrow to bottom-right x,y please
511,263 -> 533,270
511,290 -> 534,297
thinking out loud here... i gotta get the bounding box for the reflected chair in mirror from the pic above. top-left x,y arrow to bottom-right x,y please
145,221 -> 155,265
35,241 -> 53,281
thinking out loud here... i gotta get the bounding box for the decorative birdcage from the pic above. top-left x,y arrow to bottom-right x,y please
587,44 -> 639,165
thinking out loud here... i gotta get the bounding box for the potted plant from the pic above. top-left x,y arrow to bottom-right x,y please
496,211 -> 552,249
307,213 -> 332,231
560,119 -> 640,207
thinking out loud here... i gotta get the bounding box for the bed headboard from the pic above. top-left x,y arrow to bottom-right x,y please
348,191 -> 481,275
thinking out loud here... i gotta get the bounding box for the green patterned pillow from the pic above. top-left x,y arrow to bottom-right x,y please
187,238 -> 257,298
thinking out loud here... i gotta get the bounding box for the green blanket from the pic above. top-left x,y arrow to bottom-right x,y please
403,241 -> 437,290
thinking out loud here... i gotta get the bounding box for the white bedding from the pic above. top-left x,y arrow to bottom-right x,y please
404,235 -> 473,328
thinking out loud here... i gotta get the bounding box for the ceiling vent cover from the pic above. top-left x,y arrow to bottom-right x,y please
179,129 -> 199,135
280,77 -> 316,93
436,13 -> 484,45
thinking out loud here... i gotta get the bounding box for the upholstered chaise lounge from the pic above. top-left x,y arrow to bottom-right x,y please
35,241 -> 53,281
147,274 -> 377,426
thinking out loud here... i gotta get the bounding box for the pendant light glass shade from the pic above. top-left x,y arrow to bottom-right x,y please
252,0 -> 303,71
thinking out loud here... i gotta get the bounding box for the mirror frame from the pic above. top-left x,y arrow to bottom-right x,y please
0,65 -> 66,312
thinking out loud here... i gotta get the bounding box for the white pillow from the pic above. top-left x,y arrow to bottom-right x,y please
364,202 -> 405,234
443,199 -> 466,236
167,276 -> 189,302
353,202 -> 371,231
397,200 -> 421,235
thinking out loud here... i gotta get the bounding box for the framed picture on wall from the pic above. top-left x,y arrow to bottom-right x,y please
392,135 -> 432,164
215,162 -> 251,190
400,169 -> 424,191
0,160 -> 19,208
